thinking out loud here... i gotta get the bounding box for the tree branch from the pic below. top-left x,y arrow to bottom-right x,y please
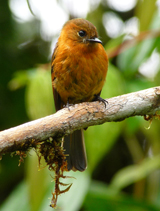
0,86 -> 160,154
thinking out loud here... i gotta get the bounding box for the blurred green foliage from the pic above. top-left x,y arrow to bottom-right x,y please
0,0 -> 160,211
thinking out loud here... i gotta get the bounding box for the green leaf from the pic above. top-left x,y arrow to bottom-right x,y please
110,155 -> 160,192
84,181 -> 160,211
0,182 -> 30,211
26,150 -> 51,211
8,70 -> 31,90
25,68 -> 54,119
135,0 -> 157,31
105,35 -> 125,58
117,37 -> 157,77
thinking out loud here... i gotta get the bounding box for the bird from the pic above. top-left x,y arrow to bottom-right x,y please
51,18 -> 108,171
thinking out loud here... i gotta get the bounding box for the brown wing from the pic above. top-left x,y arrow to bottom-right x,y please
53,88 -> 63,111
51,43 -> 63,111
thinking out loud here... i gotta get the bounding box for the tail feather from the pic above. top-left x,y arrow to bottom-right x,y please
62,129 -> 87,171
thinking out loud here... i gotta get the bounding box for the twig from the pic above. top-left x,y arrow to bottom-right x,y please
0,86 -> 160,154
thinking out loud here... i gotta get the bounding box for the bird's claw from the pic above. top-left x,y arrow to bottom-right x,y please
94,95 -> 108,108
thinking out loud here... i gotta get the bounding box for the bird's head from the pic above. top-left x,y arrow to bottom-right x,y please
59,18 -> 102,49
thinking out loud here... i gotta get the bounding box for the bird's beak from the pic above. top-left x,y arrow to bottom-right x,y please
87,37 -> 102,44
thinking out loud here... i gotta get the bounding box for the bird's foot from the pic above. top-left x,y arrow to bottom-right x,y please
94,94 -> 108,108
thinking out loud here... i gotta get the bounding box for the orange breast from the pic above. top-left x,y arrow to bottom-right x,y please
52,42 -> 108,105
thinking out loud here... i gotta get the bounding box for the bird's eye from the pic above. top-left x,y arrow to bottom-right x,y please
78,30 -> 86,37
